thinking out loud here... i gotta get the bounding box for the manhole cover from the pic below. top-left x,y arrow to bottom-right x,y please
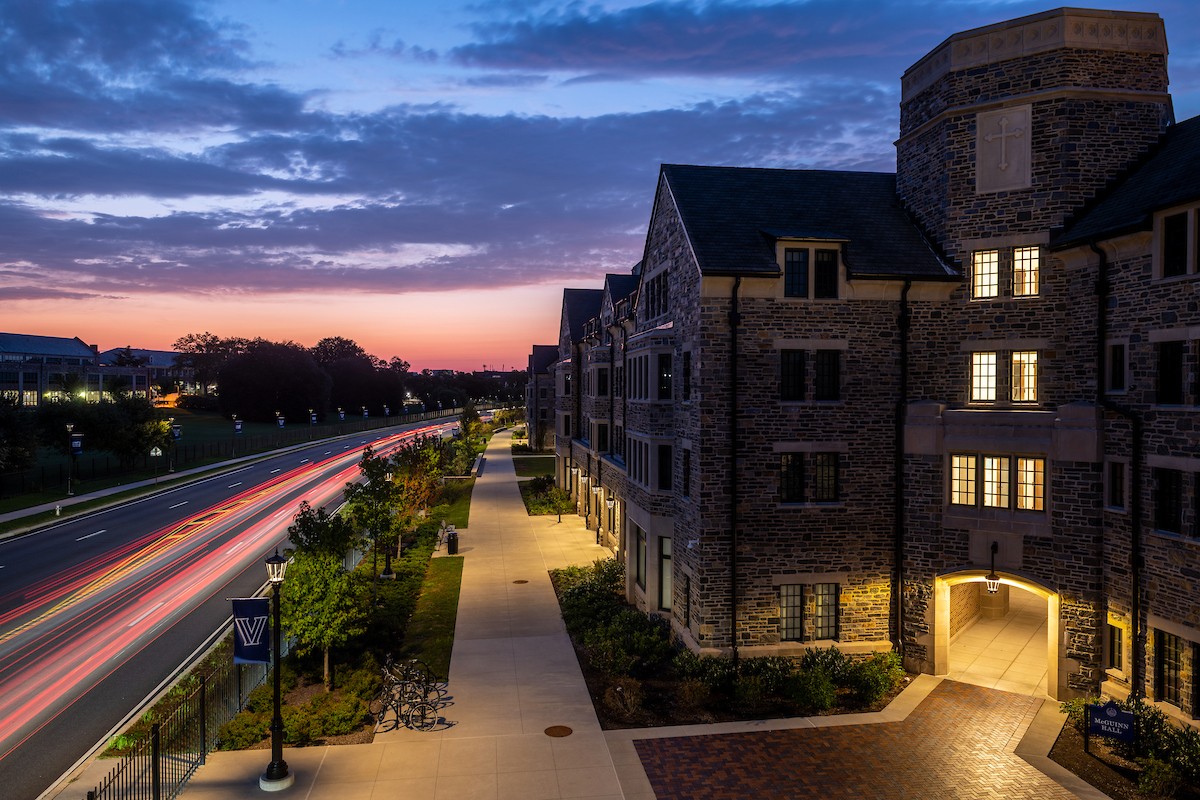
544,725 -> 573,737
513,579 -> 529,584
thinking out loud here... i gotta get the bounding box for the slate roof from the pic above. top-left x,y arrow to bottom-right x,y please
605,273 -> 639,304
1055,115 -> 1200,249
0,332 -> 96,359
528,345 -> 558,375
562,288 -> 603,343
659,164 -> 955,280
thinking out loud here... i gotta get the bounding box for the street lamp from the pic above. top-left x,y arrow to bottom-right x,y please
65,423 -> 74,496
985,541 -> 1001,594
261,548 -> 292,791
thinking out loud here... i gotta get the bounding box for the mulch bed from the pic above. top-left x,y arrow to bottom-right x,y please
1049,719 -> 1200,800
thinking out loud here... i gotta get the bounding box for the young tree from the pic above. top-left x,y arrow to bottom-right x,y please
343,446 -> 399,579
548,486 -> 574,523
280,550 -> 367,691
288,501 -> 357,559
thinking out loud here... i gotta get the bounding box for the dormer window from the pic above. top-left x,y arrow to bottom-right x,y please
783,246 -> 840,299
1159,209 -> 1199,279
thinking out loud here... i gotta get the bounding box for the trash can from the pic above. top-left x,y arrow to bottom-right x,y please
446,528 -> 459,555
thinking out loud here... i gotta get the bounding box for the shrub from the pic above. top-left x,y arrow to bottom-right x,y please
675,678 -> 711,711
693,655 -> 736,693
800,647 -> 851,685
739,657 -> 797,696
845,652 -> 905,706
1138,757 -> 1181,799
528,475 -> 554,495
338,656 -> 383,702
603,677 -> 644,718
584,635 -> 637,677
217,711 -> 268,750
599,609 -> 673,674
283,704 -> 318,746
307,692 -> 369,736
785,668 -> 836,713
733,675 -> 768,712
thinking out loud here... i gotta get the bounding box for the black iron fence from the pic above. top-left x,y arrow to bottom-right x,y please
83,636 -> 290,800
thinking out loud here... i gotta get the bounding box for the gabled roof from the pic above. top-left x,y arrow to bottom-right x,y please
1055,115 -> 1200,249
0,332 -> 96,359
605,273 -> 639,304
562,288 -> 603,343
659,164 -> 955,280
528,345 -> 558,375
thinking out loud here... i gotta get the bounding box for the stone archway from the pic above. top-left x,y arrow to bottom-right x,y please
932,572 -> 1062,699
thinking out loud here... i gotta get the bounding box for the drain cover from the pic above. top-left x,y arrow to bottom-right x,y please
544,725 -> 573,737
513,579 -> 529,584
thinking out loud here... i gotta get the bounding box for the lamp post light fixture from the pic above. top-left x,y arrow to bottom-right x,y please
65,423 -> 75,497
606,494 -> 615,510
985,541 -> 1001,594
261,548 -> 293,791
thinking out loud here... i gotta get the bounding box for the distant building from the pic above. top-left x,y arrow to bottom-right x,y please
538,6 -> 1200,716
524,345 -> 558,450
0,333 -> 153,405
98,347 -> 193,391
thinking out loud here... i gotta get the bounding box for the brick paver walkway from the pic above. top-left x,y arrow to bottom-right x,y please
634,681 -> 1077,800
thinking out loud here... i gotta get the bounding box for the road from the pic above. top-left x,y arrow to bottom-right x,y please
0,420 -> 455,800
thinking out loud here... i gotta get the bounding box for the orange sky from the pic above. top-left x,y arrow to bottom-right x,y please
3,284 -> 567,373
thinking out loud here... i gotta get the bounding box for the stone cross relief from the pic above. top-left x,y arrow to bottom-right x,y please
984,116 -> 1023,171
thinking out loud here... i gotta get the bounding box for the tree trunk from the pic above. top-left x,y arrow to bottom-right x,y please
324,647 -> 332,691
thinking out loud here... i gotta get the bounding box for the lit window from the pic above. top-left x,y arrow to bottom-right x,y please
983,456 -> 1010,508
1016,457 -> 1045,511
951,455 -> 977,505
813,583 -> 840,640
1156,630 -> 1184,706
1106,623 -> 1124,672
972,250 -> 999,299
1011,351 -> 1038,402
1013,246 -> 1040,296
780,584 -> 803,641
972,352 -> 997,402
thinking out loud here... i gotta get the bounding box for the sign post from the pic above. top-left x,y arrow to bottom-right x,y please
1086,700 -> 1136,754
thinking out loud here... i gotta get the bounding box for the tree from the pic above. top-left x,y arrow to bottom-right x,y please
388,435 -> 446,549
0,397 -> 36,473
216,339 -> 331,422
310,336 -> 371,367
547,486 -> 574,523
288,501 -> 357,559
172,332 -> 248,395
112,347 -> 149,367
280,550 -> 367,691
343,446 -> 399,581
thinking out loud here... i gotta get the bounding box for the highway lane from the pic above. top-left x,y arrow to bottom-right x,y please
0,419 -> 456,800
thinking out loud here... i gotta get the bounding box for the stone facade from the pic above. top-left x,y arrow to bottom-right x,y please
534,6 -> 1200,712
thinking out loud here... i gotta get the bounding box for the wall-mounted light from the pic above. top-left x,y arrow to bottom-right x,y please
985,541 -> 1001,594
606,495 -> 615,509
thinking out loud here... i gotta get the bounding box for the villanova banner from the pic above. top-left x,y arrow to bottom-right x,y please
232,598 -> 270,664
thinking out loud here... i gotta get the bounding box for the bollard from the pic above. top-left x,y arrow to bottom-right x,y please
55,505 -> 61,516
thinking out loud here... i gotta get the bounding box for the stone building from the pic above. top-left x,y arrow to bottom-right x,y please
538,7 -> 1200,716
524,345 -> 559,451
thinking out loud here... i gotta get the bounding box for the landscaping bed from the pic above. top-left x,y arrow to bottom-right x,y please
551,558 -> 909,730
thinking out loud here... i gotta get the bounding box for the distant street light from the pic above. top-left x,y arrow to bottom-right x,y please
65,423 -> 74,497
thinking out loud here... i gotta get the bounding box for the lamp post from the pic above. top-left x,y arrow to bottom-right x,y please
261,549 -> 293,791
985,541 -> 1001,594
65,423 -> 74,496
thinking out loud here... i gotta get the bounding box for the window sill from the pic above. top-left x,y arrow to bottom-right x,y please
1148,528 -> 1200,543
1103,505 -> 1129,516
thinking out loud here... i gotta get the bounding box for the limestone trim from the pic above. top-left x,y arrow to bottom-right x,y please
772,441 -> 850,453
771,572 -> 849,586
1147,326 -> 1200,342
895,86 -> 1172,148
1146,614 -> 1200,647
1145,453 -> 1200,472
959,338 -> 1051,351
902,8 -> 1165,102
962,232 -> 1049,251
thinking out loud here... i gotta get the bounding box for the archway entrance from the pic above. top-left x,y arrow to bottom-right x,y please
933,574 -> 1061,699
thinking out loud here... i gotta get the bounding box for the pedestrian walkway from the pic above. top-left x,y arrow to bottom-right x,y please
157,431 -> 1097,800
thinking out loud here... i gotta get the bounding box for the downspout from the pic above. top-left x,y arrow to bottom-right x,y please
893,280 -> 912,657
729,277 -> 743,669
1091,240 -> 1144,699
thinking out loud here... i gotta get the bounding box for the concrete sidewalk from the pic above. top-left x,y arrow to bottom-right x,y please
175,430 -> 643,800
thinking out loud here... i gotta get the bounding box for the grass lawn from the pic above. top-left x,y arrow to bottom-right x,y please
512,455 -> 555,478
439,477 -> 475,529
398,557 -> 464,679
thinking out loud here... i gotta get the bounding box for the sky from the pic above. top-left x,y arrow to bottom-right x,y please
3,0 -> 1199,371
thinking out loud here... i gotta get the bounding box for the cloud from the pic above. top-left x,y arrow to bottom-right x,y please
450,0 -> 985,79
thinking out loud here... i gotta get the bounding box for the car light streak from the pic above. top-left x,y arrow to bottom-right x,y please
0,425 -> 435,763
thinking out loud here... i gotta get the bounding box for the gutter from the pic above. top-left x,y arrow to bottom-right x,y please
729,277 -> 742,669
893,280 -> 912,657
1091,240 -> 1144,700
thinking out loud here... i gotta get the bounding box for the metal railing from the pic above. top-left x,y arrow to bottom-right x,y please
83,642 -> 285,800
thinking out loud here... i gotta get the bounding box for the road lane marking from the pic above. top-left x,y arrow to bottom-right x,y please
169,501 -> 188,509
300,459 -> 310,464
76,530 -> 106,541
270,469 -> 281,474
323,451 -> 331,455
128,602 -> 164,627
228,482 -> 243,488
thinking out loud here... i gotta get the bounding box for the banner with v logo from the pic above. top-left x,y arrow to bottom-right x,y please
232,598 -> 270,664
